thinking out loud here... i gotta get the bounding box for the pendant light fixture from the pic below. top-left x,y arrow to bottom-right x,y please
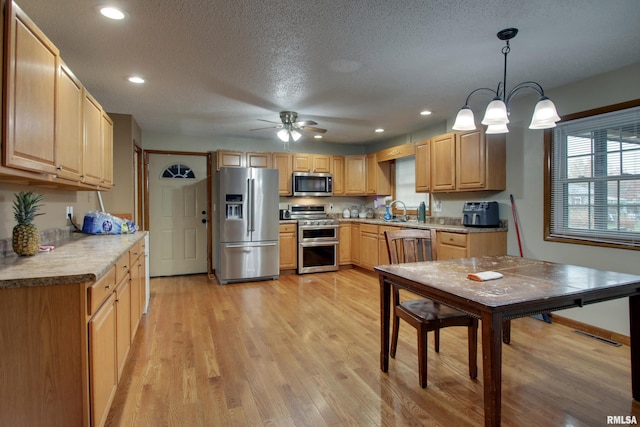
452,28 -> 560,134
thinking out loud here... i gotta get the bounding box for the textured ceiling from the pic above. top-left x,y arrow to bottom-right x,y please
15,0 -> 640,144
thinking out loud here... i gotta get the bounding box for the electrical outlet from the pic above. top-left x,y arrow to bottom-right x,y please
66,206 -> 73,220
329,203 -> 334,212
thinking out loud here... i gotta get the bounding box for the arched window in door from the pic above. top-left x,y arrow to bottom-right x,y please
161,163 -> 196,179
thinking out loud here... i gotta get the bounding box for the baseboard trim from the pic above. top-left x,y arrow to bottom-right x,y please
551,314 -> 630,346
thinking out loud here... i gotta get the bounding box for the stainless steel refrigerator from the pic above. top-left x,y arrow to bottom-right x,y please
215,167 -> 280,284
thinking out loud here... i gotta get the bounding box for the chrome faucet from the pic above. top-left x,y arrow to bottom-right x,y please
388,200 -> 407,222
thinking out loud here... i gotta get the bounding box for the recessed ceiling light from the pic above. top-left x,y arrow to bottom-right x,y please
374,128 -> 384,133
420,110 -> 432,116
314,135 -> 323,139
100,7 -> 126,20
128,76 -> 145,84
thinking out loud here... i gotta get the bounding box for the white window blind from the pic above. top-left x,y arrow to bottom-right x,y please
550,105 -> 640,247
395,156 -> 428,209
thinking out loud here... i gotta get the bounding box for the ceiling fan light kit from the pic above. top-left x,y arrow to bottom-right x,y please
251,111 -> 327,149
452,28 -> 560,134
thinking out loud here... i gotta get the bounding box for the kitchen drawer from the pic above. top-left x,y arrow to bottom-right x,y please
88,266 -> 116,315
438,231 -> 467,247
115,252 -> 130,285
437,244 -> 467,260
279,223 -> 296,233
360,223 -> 378,234
129,240 -> 143,266
378,225 -> 403,238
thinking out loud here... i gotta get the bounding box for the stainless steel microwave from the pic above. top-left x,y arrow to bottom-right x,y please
292,172 -> 333,197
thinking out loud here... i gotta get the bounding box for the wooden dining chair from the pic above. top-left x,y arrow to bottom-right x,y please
384,228 -> 478,388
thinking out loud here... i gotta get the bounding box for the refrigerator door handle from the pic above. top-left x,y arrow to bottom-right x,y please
249,178 -> 256,232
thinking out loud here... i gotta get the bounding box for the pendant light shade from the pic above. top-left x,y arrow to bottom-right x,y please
452,106 -> 476,131
486,123 -> 510,134
481,98 -> 509,126
451,28 -> 560,135
529,97 -> 561,129
290,130 -> 302,141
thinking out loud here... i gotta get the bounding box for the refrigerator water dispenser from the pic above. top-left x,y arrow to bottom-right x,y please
225,194 -> 243,219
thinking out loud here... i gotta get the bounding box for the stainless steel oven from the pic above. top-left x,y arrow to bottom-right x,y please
298,221 -> 339,274
291,204 -> 339,274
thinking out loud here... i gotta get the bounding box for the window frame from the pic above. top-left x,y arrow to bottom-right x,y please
544,98 -> 640,250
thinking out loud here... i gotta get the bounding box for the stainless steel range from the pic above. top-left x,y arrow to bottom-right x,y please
289,205 -> 339,274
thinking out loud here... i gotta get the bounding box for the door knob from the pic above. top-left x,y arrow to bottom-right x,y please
202,219 -> 207,223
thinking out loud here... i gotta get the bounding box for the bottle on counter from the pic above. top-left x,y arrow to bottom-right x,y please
418,202 -> 426,223
384,205 -> 392,221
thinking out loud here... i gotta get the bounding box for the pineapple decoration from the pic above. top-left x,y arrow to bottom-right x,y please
12,191 -> 44,256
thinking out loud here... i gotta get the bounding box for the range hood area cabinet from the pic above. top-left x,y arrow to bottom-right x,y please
418,129 -> 506,193
1,1 -> 113,190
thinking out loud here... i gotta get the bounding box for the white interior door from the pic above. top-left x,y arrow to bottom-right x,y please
148,154 -> 208,277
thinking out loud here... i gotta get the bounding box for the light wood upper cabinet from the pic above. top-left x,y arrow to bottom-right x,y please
55,61 -> 84,181
293,153 -> 312,172
344,155 -> 366,195
216,150 -> 244,169
272,152 -> 293,195
430,130 -> 505,192
83,91 -> 104,186
293,153 -> 331,172
366,154 -> 391,195
415,139 -> 431,192
3,3 -> 58,174
312,154 -> 331,173
331,156 -> 344,196
101,111 -> 114,188
457,129 -> 506,191
247,151 -> 272,168
431,132 -> 457,191
217,150 -> 272,169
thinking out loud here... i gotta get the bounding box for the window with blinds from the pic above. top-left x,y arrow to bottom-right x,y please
547,103 -> 640,249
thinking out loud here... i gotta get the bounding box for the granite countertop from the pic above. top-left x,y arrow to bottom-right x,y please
280,217 -> 506,233
0,232 -> 147,289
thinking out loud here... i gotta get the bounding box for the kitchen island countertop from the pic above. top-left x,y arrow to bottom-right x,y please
0,232 -> 147,288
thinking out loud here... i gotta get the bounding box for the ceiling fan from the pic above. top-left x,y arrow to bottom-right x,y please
251,111 -> 327,142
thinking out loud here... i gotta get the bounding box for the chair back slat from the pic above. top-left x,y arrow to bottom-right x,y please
385,229 -> 436,265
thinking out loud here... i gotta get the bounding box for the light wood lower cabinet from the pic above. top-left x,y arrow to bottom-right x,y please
89,292 -> 117,427
339,223 -> 351,264
279,223 -> 297,270
351,223 -> 360,264
339,221 -> 506,271
437,230 -> 507,260
115,273 -> 131,381
0,236 -> 147,427
359,224 -> 379,270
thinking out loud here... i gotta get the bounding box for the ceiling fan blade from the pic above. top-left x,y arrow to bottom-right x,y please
300,126 -> 327,134
295,120 -> 318,126
256,119 -> 282,124
250,125 -> 281,131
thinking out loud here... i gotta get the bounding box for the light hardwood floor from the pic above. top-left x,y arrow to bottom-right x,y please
106,269 -> 640,426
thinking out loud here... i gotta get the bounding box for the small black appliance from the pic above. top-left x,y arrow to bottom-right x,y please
462,201 -> 500,227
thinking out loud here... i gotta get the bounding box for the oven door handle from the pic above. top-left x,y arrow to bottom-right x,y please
298,225 -> 339,232
299,241 -> 338,247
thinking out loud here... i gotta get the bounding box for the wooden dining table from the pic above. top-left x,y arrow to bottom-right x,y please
375,255 -> 640,427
